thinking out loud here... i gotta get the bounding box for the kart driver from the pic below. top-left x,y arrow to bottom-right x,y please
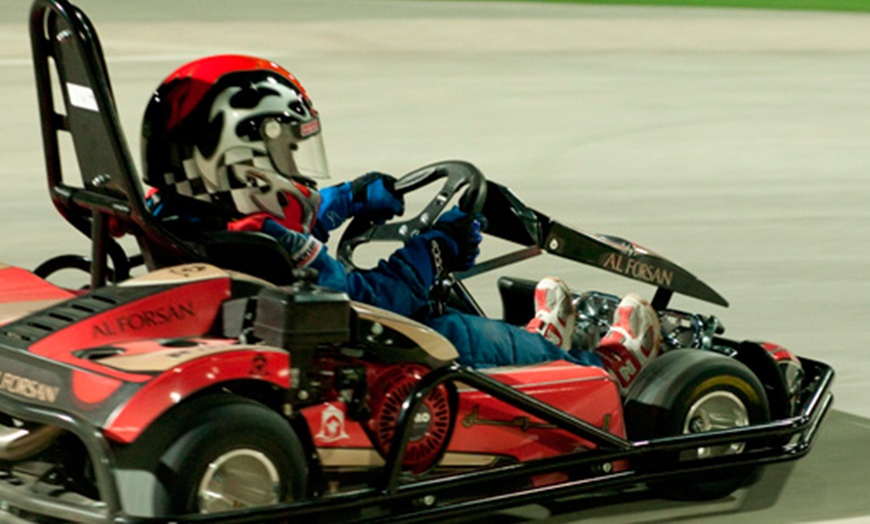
141,54 -> 660,393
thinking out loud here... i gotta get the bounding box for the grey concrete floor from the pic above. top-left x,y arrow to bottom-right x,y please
1,0 -> 869,522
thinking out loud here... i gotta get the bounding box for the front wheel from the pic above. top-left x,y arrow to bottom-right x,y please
116,394 -> 307,516
624,350 -> 770,501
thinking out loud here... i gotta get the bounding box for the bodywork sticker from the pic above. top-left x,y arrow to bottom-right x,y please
315,404 -> 350,443
66,83 -> 99,112
0,370 -> 59,403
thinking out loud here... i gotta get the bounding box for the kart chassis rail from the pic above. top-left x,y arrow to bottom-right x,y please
0,356 -> 832,523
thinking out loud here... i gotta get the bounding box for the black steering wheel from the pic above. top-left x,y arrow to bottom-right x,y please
337,160 -> 487,269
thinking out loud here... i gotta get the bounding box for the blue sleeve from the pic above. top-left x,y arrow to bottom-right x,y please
268,222 -> 438,318
316,235 -> 437,317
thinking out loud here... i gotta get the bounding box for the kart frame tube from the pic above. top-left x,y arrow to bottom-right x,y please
119,357 -> 832,523
0,355 -> 829,524
380,359 -> 833,492
0,392 -> 119,523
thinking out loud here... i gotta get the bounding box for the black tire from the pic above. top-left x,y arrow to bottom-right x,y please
624,350 -> 770,501
115,394 -> 306,516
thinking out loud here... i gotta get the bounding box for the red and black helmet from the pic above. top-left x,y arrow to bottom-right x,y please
141,55 -> 327,233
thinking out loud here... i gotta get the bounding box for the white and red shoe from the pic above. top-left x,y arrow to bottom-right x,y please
525,277 -> 576,351
595,293 -> 662,394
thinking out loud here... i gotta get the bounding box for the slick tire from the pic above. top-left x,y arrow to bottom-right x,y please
624,350 -> 770,501
116,394 -> 306,516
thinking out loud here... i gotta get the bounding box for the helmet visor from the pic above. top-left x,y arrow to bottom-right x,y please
262,117 -> 330,180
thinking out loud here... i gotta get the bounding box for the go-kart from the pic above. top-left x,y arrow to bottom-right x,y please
0,0 -> 832,522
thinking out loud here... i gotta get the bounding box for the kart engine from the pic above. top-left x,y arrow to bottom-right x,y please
366,364 -> 453,474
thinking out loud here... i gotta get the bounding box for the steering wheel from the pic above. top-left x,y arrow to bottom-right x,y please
337,160 -> 487,269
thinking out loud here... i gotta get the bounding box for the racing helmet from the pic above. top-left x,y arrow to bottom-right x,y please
141,54 -> 327,233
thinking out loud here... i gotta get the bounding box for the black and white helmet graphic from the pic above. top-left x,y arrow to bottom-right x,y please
142,54 -> 328,224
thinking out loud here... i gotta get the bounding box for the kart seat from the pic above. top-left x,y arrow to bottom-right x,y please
30,0 -> 296,286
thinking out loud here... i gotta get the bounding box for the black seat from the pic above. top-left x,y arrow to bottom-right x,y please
29,0 -> 296,286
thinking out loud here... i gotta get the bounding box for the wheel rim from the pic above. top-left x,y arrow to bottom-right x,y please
681,390 -> 749,459
197,449 -> 282,513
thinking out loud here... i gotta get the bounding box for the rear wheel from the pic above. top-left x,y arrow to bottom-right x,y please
116,394 -> 306,516
624,350 -> 769,501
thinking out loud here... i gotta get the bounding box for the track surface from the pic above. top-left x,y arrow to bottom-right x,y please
1,1 -> 868,521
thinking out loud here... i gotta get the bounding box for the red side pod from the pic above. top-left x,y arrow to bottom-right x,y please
0,266 -> 75,325
29,278 -> 231,381
450,362 -> 625,462
0,266 -> 73,302
70,369 -> 124,406
103,347 -> 290,443
302,362 -> 625,468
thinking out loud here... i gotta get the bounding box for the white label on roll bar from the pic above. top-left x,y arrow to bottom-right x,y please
66,83 -> 99,112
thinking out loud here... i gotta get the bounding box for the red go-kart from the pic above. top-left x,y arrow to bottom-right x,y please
0,1 -> 833,522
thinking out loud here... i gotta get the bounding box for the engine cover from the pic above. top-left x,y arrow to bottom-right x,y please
366,364 -> 453,474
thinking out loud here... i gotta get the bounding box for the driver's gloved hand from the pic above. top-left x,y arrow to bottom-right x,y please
350,172 -> 404,222
317,172 -> 404,232
227,213 -> 325,269
259,219 -> 325,270
420,207 -> 486,273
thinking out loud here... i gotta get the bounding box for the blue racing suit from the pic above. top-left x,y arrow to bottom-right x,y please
270,181 -> 602,369
150,180 -> 602,369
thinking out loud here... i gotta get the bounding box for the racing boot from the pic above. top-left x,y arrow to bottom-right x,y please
525,277 -> 576,351
595,293 -> 662,394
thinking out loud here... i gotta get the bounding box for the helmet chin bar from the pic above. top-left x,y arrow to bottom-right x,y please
235,167 -> 320,234
249,188 -> 285,219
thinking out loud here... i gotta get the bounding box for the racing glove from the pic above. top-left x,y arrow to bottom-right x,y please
418,207 -> 486,274
317,172 -> 404,232
227,214 -> 325,270
259,219 -> 326,270
350,171 -> 404,222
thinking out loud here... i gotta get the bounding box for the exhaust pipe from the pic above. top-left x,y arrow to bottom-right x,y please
0,424 -> 62,461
